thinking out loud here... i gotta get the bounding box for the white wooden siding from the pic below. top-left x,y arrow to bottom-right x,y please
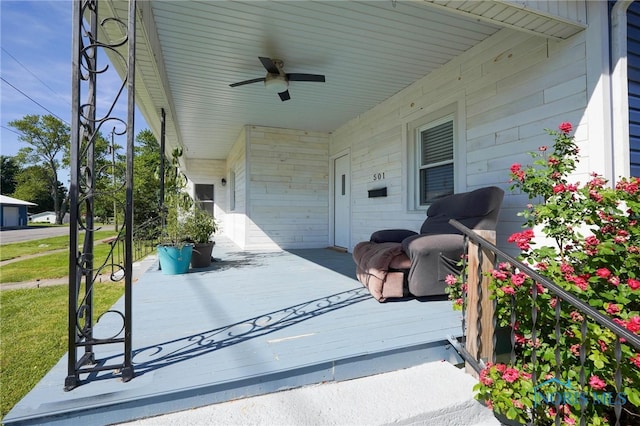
246,126 -> 330,249
331,23 -> 599,253
224,128 -> 248,248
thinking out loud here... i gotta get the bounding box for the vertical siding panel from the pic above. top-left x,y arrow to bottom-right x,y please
628,1 -> 640,177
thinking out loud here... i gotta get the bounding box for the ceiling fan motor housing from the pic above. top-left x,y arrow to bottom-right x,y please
264,73 -> 288,93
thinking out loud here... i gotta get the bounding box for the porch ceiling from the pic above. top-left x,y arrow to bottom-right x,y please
102,1 -> 586,166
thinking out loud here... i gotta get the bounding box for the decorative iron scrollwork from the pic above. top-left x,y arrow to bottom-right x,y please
66,0 -> 136,391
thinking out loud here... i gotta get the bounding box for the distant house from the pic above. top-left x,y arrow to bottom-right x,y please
29,211 -> 70,224
0,195 -> 36,229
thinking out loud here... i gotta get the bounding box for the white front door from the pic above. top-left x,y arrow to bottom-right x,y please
333,154 -> 350,248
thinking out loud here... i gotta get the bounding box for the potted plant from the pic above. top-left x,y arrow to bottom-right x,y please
184,207 -> 219,268
157,147 -> 194,275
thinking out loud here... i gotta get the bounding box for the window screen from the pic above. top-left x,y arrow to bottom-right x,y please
418,119 -> 454,205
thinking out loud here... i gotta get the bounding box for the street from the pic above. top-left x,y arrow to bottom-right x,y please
0,225 -> 115,244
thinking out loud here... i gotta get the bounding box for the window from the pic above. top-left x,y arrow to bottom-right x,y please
229,171 -> 236,211
194,184 -> 214,216
417,117 -> 454,205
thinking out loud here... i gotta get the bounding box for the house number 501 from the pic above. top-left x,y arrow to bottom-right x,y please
373,172 -> 385,181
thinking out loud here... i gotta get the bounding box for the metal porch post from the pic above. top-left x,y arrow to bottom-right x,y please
66,0 -> 136,391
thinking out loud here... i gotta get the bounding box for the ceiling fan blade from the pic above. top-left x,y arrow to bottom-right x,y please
278,90 -> 291,101
259,56 -> 279,74
229,77 -> 265,87
286,73 -> 325,82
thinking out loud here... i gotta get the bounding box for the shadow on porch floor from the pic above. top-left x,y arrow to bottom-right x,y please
3,236 -> 464,425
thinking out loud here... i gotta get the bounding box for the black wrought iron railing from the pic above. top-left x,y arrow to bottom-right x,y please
447,219 -> 640,426
101,216 -> 162,281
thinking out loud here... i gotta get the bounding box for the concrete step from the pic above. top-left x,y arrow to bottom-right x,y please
121,361 -> 500,426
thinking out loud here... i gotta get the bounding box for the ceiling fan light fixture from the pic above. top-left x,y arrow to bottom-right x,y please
264,75 -> 288,93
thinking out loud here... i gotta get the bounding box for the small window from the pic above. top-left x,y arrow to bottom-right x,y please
417,117 -> 454,205
194,184 -> 214,216
229,171 -> 236,211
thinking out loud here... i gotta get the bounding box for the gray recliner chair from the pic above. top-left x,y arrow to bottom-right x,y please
352,186 -> 505,302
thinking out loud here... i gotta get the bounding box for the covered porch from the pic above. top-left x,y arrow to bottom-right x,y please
4,236 -> 464,425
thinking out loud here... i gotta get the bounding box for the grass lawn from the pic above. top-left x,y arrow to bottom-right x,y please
0,231 -> 117,282
0,283 -> 125,419
0,230 -> 116,262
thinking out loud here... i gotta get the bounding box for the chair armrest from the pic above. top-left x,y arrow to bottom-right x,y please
401,233 -> 464,257
370,229 -> 418,243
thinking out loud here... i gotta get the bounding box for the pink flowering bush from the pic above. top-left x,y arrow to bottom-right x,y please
449,123 -> 640,424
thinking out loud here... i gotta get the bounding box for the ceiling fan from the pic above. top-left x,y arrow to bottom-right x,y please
229,56 -> 325,101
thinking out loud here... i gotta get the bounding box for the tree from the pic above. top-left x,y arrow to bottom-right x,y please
9,115 -> 70,224
133,129 -> 163,224
12,165 -> 66,213
0,156 -> 20,195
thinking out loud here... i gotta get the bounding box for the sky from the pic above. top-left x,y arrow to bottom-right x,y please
1,0 -> 148,186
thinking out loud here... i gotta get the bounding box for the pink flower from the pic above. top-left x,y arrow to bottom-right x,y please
589,375 -> 606,390
538,146 -> 548,151
570,344 -> 580,356
559,122 -> 573,134
628,278 -> 640,291
627,316 -> 640,333
494,363 -> 506,373
609,276 -> 620,287
590,190 -> 604,202
501,285 -> 516,295
491,269 -> 508,280
511,273 -> 527,287
510,163 -> 526,182
585,236 -> 600,247
502,367 -> 519,383
596,268 -> 611,279
498,262 -> 511,271
570,275 -> 589,291
599,340 -> 608,352
570,311 -> 584,322
560,262 -> 575,274
508,230 -> 535,251
630,354 -> 640,368
535,262 -> 548,271
479,368 -> 493,386
605,303 -> 620,315
445,274 -> 458,286
552,183 -> 566,193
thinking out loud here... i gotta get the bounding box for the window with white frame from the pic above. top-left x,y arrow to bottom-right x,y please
194,184 -> 214,216
416,116 -> 454,206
